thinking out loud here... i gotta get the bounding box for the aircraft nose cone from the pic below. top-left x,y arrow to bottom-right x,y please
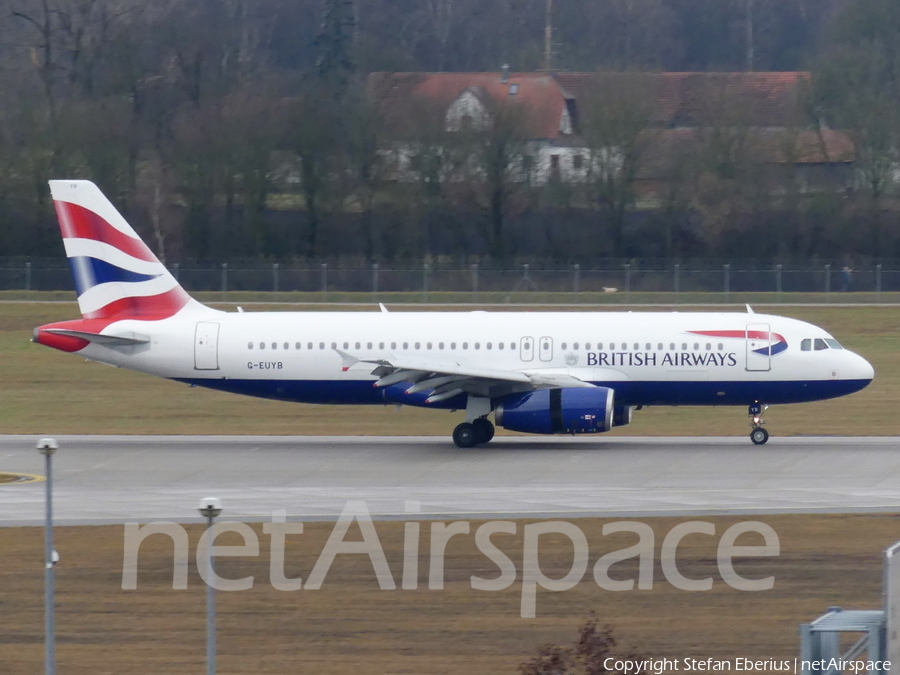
853,352 -> 875,383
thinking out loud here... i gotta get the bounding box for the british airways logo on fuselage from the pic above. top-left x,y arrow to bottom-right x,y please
587,351 -> 738,367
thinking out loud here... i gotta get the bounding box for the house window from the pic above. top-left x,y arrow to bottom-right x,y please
460,115 -> 474,132
523,155 -> 534,171
573,154 -> 583,170
409,154 -> 422,171
550,155 -> 560,169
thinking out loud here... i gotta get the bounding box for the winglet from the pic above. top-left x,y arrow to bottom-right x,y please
746,304 -> 755,314
379,303 -> 389,313
334,348 -> 360,372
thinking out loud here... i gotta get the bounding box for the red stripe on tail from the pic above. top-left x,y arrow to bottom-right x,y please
54,201 -> 157,262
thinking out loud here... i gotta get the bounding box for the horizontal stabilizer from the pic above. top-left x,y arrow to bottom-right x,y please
42,328 -> 150,346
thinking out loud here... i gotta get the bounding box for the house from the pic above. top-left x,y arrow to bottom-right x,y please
366,69 -> 856,193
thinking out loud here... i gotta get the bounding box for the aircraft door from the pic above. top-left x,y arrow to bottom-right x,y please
745,323 -> 772,372
194,322 -> 220,370
520,337 -> 534,362
539,336 -> 553,362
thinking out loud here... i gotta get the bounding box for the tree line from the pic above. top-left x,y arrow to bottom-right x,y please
0,0 -> 897,263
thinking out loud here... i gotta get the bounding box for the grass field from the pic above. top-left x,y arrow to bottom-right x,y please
0,298 -> 897,436
1,514 -> 895,674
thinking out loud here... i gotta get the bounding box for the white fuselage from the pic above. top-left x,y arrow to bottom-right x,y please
71,308 -> 874,409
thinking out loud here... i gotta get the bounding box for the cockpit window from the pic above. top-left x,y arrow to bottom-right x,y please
825,339 -> 843,350
814,338 -> 828,351
801,339 -> 811,352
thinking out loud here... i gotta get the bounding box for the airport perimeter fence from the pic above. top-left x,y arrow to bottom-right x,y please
2,258 -> 900,303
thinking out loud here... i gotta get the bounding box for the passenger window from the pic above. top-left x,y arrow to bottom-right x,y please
475,342 -> 480,350
367,342 -> 372,349
272,343 -> 277,350
319,342 -> 325,349
718,343 -> 723,350
693,343 -> 699,350
260,343 -> 265,350
331,342 -> 337,349
391,342 -> 397,349
634,343 -> 639,350
308,342 -> 313,350
573,342 -> 579,350
439,342 -> 445,349
657,343 -> 663,350
510,343 -> 516,349
379,342 -> 385,349
598,343 -> 603,350
498,342 -> 503,350
681,343 -> 687,350
801,339 -> 812,352
463,342 -> 468,350
586,343 -> 591,350
355,342 -> 361,349
403,342 -> 408,350
415,342 -> 420,349
295,342 -> 300,350
343,342 -> 349,349
248,342 -> 253,350
561,343 -> 567,350
427,342 -> 432,349
814,338 -> 828,351
621,343 -> 627,350
284,342 -> 289,350
646,343 -> 651,350
451,342 -> 456,349
670,343 -> 675,350
706,343 -> 711,351
486,342 -> 492,350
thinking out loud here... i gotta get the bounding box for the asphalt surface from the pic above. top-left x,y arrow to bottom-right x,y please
1,435 -> 899,525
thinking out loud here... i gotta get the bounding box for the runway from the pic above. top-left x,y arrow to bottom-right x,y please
1,435 -> 900,525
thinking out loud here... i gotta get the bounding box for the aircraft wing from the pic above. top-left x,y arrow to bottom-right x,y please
335,349 -> 594,403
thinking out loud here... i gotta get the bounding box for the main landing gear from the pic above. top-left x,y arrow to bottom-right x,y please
453,418 -> 494,448
749,401 -> 769,445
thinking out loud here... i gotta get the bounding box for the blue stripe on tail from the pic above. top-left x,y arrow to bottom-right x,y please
68,256 -> 161,296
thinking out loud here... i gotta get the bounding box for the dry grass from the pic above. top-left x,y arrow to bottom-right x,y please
1,301 -> 897,436
1,514 -> 896,674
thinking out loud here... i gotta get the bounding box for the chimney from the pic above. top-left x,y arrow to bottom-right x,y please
501,64 -> 510,83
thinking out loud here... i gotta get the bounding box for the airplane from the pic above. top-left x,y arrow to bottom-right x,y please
33,180 -> 874,447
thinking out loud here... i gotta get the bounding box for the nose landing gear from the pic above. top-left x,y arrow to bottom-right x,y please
749,402 -> 769,445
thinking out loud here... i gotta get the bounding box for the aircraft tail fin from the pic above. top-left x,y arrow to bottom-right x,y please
49,180 -> 200,321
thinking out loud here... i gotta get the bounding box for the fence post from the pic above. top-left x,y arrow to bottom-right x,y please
25,261 -> 31,294
423,262 -> 430,303
573,264 -> 580,296
272,262 -> 279,300
221,262 -> 228,300
173,262 -> 179,282
471,263 -> 479,301
674,263 -> 680,296
776,264 -> 782,302
624,262 -> 631,299
372,263 -> 379,298
876,263 -> 882,298
321,263 -> 327,300
824,264 -> 831,297
724,263 -> 730,303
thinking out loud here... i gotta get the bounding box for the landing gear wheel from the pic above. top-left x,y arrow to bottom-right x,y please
453,422 -> 478,448
750,427 -> 769,445
473,418 -> 495,444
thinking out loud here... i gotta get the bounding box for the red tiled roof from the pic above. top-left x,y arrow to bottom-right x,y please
554,71 -> 809,127
367,72 -> 570,139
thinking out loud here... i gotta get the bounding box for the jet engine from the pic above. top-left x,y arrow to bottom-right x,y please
494,387 -> 614,435
612,404 -> 634,427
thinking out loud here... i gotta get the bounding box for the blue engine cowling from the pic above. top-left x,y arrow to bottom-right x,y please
494,387 -> 615,435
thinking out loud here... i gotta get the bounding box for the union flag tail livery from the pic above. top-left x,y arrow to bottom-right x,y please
34,180 -> 874,446
49,180 -> 196,321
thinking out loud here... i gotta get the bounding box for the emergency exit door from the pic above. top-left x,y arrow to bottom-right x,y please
194,322 -> 220,370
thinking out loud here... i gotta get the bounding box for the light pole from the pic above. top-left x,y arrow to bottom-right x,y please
198,497 -> 222,675
37,437 -> 59,675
